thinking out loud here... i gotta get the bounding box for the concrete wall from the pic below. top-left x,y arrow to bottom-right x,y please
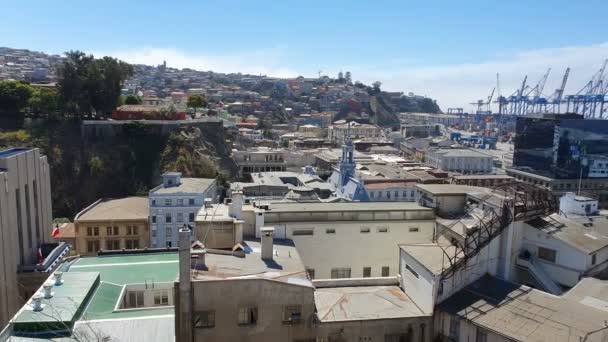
0,148 -> 53,327
399,249 -> 437,314
189,279 -> 315,342
74,219 -> 149,256
434,311 -> 511,342
195,221 -> 241,249
275,220 -> 435,279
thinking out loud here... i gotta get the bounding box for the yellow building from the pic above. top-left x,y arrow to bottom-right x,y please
74,197 -> 149,255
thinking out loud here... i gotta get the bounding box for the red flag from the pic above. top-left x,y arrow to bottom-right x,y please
52,224 -> 60,238
37,247 -> 44,264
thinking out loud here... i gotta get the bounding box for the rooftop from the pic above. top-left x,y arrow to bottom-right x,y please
314,286 -> 427,322
416,184 -> 490,196
150,177 -> 216,195
192,240 -> 310,285
525,213 -> 608,253
429,148 -> 492,158
266,201 -> 433,213
75,197 -> 149,222
563,277 -> 608,312
400,243 -> 460,275
0,148 -> 30,159
439,275 -> 608,342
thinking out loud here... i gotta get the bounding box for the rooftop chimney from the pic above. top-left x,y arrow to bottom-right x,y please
54,271 -> 63,285
42,283 -> 53,299
261,226 -> 275,260
177,226 -> 192,342
31,293 -> 44,311
229,189 -> 244,220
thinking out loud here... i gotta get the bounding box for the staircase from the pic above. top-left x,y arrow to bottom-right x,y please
516,253 -> 562,295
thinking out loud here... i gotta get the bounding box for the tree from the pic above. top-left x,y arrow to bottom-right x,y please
57,51 -> 133,118
0,80 -> 33,114
372,81 -> 382,94
187,95 -> 207,116
124,95 -> 141,105
28,87 -> 59,117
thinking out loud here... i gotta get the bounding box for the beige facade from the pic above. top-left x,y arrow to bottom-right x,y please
74,197 -> 149,255
0,148 -> 53,327
328,122 -> 383,144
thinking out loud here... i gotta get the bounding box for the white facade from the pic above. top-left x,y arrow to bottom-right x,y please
0,148 -> 53,327
425,149 -> 493,174
149,173 -> 217,248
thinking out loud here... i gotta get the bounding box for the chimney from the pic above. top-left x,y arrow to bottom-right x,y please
260,226 -> 275,260
54,271 -> 63,285
229,189 -> 244,220
42,283 -> 53,299
31,293 -> 44,311
177,226 -> 192,342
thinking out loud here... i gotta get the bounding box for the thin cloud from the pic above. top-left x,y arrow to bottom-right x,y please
95,42 -> 608,112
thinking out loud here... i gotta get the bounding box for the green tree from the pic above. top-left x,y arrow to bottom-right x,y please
187,95 -> 207,115
124,94 -> 141,105
28,87 -> 59,117
372,81 -> 382,94
0,80 -> 33,114
57,51 -> 133,118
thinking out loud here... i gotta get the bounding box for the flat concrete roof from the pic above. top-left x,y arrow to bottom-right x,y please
192,240 -> 310,285
525,213 -> 608,254
416,184 -> 490,196
439,275 -> 608,342
150,177 -> 215,195
315,286 -> 427,322
76,197 -> 149,222
563,278 -> 608,312
400,243 -> 461,275
266,201 -> 432,213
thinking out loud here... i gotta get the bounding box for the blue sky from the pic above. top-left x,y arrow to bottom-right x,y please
3,0 -> 608,109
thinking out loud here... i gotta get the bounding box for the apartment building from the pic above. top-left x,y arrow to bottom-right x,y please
233,147 -> 287,174
73,197 -> 149,255
149,172 -> 218,248
328,121 -> 383,144
0,148 -> 53,327
425,148 -> 494,174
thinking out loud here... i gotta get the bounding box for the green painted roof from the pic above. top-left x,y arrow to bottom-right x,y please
68,252 -> 178,320
11,272 -> 99,333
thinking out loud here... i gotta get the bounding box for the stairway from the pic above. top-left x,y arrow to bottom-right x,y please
516,253 -> 562,295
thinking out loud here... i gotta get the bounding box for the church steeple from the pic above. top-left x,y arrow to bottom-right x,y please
339,122 -> 356,187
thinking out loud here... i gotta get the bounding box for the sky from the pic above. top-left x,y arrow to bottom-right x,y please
2,0 -> 608,111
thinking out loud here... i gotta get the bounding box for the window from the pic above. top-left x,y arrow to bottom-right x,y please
189,213 -> 195,222
293,229 -> 314,236
382,266 -> 390,277
151,228 -> 157,238
152,199 -> 156,206
126,239 -> 139,249
152,215 -> 156,223
113,226 -> 119,235
394,191 -> 399,198
106,240 -> 120,250
406,264 -> 419,278
331,268 -> 351,279
282,305 -> 302,324
370,191 -> 374,198
93,227 -> 99,236
127,291 -> 144,308
177,198 -> 184,206
87,240 -> 100,253
127,226 -> 138,235
538,247 -> 557,263
360,227 -> 370,233
165,199 -> 172,206
154,290 -> 169,305
194,311 -> 215,328
188,198 -> 195,205
449,317 -> 460,340
409,227 -> 419,232
403,191 -> 407,198
177,213 -> 183,223
363,267 -> 371,277
592,254 -> 597,265
326,228 -> 336,234
476,328 -> 487,342
410,190 -> 415,198
386,191 -> 391,199
306,268 -> 315,280
237,307 -> 258,325
165,213 -> 172,223
87,227 -> 93,236
377,227 -> 388,233
106,226 -> 113,236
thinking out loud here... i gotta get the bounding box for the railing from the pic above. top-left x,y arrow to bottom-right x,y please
516,252 -> 562,295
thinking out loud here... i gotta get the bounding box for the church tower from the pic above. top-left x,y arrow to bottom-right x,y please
339,123 -> 356,187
